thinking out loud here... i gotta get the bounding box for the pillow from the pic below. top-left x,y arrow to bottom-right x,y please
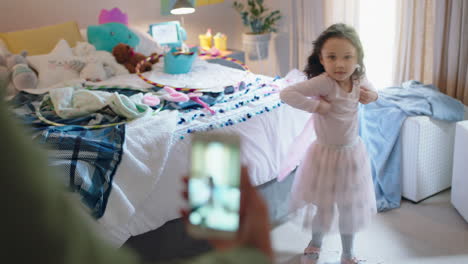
0,39 -> 10,56
27,39 -> 84,89
80,28 -> 88,42
132,28 -> 165,56
87,23 -> 139,52
0,21 -> 83,55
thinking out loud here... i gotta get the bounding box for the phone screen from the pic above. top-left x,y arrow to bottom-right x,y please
189,134 -> 241,236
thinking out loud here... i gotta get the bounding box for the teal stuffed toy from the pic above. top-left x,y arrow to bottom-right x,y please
87,22 -> 140,52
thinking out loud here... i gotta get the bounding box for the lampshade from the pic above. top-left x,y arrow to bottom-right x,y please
170,0 -> 195,15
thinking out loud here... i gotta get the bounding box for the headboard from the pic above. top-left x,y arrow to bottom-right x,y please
0,21 -> 83,56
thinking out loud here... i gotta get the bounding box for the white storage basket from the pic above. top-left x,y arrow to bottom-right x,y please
401,106 -> 468,202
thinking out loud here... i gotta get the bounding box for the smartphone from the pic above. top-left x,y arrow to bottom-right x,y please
187,133 -> 241,239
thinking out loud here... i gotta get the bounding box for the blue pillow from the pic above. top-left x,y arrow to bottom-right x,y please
87,23 -> 139,52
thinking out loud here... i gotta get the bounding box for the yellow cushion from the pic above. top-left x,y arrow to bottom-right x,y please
0,21 -> 83,55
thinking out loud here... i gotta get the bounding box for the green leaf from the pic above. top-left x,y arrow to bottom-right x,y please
232,0 -> 282,33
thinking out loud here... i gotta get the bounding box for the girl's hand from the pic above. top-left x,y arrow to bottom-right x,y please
359,87 -> 378,104
316,100 -> 331,114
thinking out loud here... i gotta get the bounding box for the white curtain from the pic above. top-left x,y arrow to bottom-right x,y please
289,0 -> 325,71
393,0 -> 467,104
433,0 -> 468,104
392,0 -> 435,85
324,0 -> 360,30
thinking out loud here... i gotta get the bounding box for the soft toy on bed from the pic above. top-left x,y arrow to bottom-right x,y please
112,43 -> 159,74
0,51 -> 38,92
73,42 -> 128,81
87,22 -> 140,53
0,55 -> 11,94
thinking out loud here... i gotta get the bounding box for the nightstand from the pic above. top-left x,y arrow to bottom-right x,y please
451,120 -> 468,222
202,49 -> 246,71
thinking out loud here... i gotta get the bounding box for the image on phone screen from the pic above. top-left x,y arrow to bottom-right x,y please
189,136 -> 241,234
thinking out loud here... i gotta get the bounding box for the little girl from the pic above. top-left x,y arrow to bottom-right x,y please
279,23 -> 378,264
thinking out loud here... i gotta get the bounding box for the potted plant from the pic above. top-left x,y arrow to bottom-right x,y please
233,0 -> 282,60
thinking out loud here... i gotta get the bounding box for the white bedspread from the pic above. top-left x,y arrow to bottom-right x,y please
69,61 -> 310,246
83,58 -> 252,92
124,97 -> 309,242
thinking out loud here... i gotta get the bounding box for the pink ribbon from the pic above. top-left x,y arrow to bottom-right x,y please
188,92 -> 216,115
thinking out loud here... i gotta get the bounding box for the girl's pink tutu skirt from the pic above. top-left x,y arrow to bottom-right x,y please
288,138 -> 377,234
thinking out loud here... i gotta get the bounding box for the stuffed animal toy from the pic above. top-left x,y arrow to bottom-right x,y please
0,51 -> 38,92
73,42 -> 128,81
87,23 -> 140,52
112,43 -> 159,74
0,55 -> 11,94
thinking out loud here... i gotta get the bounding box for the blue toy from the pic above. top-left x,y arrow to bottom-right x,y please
164,47 -> 198,74
148,21 -> 187,49
87,22 -> 140,52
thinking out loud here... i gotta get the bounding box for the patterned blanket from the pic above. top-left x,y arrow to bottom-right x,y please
9,92 -> 125,218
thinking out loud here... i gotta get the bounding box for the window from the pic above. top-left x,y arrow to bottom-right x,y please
358,0 -> 397,89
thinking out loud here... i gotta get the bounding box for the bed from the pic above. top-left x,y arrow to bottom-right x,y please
86,60 -> 310,246
3,24 -> 310,250
8,64 -> 307,253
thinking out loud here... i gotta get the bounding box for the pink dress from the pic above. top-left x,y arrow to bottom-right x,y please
279,73 -> 377,234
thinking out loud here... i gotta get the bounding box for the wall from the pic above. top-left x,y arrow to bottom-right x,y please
0,0 -> 296,77
243,0 -> 294,77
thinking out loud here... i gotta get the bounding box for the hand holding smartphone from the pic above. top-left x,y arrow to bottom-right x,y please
187,132 -> 241,240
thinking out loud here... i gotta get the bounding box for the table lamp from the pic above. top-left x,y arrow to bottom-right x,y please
170,0 -> 195,15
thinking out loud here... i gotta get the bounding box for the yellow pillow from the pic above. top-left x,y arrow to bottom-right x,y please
0,21 -> 83,55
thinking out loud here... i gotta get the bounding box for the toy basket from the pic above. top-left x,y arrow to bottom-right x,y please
164,47 -> 198,74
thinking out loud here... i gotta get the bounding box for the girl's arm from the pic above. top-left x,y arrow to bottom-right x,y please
280,75 -> 331,113
359,76 -> 378,104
